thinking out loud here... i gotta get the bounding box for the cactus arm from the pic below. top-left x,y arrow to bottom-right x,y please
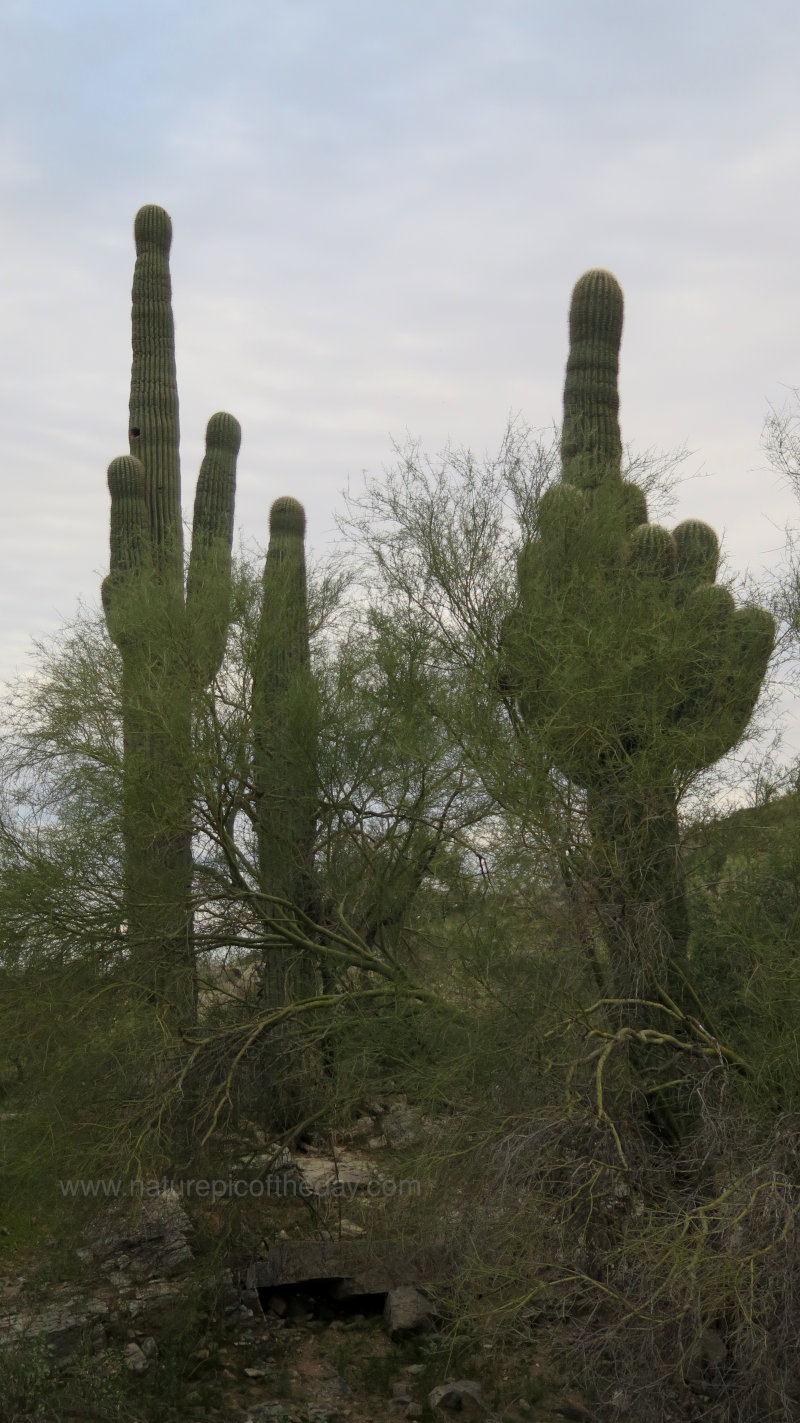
185,412 -> 241,685
101,455 -> 150,649
129,205 -> 182,578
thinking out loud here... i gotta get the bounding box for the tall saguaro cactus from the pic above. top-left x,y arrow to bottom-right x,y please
252,497 -> 318,1011
501,270 -> 774,1013
102,205 -> 240,1029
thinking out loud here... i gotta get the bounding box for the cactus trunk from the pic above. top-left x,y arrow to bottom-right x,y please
501,269 -> 775,1122
102,207 -> 239,1032
252,497 -> 318,1009
250,498 -> 319,1130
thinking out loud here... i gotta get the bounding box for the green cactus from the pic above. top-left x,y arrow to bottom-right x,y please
102,206 -> 240,1029
252,496 -> 319,1010
501,269 -> 775,1022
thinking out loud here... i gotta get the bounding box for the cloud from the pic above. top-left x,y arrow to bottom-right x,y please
1,0 -> 799,760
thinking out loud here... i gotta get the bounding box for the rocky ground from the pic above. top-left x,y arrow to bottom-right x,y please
0,1102 -> 599,1422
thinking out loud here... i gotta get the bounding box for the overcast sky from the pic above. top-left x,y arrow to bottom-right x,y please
2,0 -> 800,763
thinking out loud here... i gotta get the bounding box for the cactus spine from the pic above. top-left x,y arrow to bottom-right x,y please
102,206 -> 240,1029
501,270 -> 775,1016
252,497 -> 318,1010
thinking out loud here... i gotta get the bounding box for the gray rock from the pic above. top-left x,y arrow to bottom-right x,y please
140,1335 -> 158,1358
385,1284 -> 435,1341
429,1379 -> 488,1416
223,1303 -> 254,1327
381,1104 -> 424,1147
83,1191 -> 193,1283
406,1408 -> 424,1421
0,1294 -> 111,1361
124,1340 -> 149,1373
313,1354 -> 350,1400
391,1380 -> 414,1401
346,1115 -> 375,1143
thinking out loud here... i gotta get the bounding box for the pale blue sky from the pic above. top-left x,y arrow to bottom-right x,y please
2,0 -> 800,758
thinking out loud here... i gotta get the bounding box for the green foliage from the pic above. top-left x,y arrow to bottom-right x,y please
687,791 -> 800,1106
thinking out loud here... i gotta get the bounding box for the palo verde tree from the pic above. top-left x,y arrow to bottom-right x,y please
101,205 -> 240,1031
499,270 -> 775,1024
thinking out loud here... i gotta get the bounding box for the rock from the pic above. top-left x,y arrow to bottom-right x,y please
346,1115 -> 375,1143
336,1218 -> 365,1237
392,1380 -> 414,1401
316,1359 -> 353,1400
381,1104 -> 424,1147
247,1237 -> 438,1296
406,1408 -> 424,1421
405,1363 -> 426,1375
223,1303 -> 254,1327
140,1335 -> 158,1359
502,1404 -> 534,1423
429,1380 -> 488,1417
83,1191 -> 192,1282
385,1285 -> 435,1341
0,1295 -> 110,1361
686,1325 -> 728,1393
124,1341 -> 149,1373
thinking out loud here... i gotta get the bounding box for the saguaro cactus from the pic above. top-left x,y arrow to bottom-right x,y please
252,496 -> 318,1010
501,270 -> 774,1010
102,205 -> 240,1029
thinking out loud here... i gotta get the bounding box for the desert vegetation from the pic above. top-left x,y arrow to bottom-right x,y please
1,207 -> 800,1422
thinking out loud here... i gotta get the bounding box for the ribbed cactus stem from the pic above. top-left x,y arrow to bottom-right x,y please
628,523 -> 678,579
620,481 -> 648,532
259,498 -> 311,687
189,413 -> 240,552
253,496 -> 317,1011
103,205 -> 240,1035
129,205 -> 182,577
673,519 -> 719,593
502,265 -> 775,1104
107,456 -> 149,575
186,414 -> 241,684
102,457 -> 151,650
561,269 -> 624,493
